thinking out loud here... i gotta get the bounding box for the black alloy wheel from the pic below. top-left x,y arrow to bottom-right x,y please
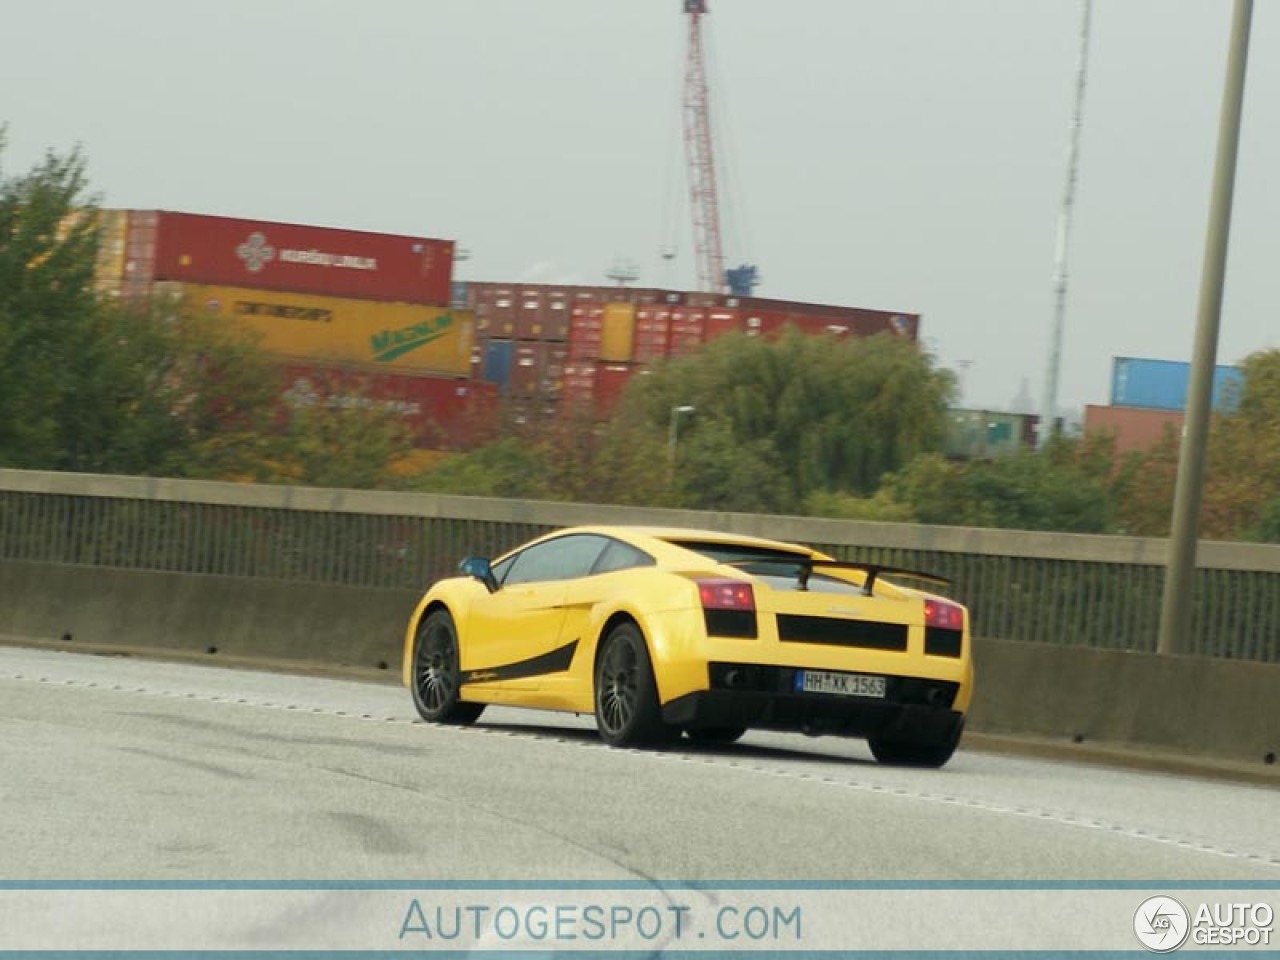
411,609 -> 485,725
594,622 -> 672,747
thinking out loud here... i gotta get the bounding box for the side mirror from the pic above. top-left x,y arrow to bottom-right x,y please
459,556 -> 498,593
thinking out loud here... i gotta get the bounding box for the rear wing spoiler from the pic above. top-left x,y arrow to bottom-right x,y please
722,558 -> 951,596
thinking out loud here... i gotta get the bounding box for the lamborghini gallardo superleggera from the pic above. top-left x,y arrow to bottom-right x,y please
402,526 -> 973,767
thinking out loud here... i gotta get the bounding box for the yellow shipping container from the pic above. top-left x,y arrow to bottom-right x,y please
171,283 -> 474,376
94,209 -> 129,298
600,302 -> 636,363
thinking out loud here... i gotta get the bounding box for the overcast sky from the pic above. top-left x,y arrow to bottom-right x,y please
3,1 -> 1275,415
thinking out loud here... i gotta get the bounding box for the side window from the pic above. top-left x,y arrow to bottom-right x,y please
491,554 -> 517,585
501,535 -> 610,586
592,538 -> 655,575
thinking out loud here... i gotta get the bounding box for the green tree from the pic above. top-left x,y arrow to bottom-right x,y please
0,135 -> 101,466
877,436 -> 1113,533
252,362 -> 416,489
1107,427 -> 1180,537
1203,349 -> 1280,539
621,329 -> 954,510
406,436 -> 555,499
671,415 -> 794,513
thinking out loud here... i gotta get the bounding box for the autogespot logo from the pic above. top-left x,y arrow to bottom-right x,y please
237,232 -> 276,273
1134,896 -> 1191,953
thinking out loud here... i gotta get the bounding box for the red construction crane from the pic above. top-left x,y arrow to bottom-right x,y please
682,0 -> 726,295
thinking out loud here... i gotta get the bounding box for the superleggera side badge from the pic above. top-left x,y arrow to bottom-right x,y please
462,640 -> 578,684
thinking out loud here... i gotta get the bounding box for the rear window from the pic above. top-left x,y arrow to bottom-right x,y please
666,540 -> 812,566
666,539 -> 867,595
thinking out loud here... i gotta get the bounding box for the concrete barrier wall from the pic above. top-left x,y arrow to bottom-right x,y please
969,637 -> 1280,766
4,468 -> 1279,661
4,559 -> 1277,768
0,560 -> 415,673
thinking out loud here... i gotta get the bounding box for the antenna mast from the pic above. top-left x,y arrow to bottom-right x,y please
1039,0 -> 1093,446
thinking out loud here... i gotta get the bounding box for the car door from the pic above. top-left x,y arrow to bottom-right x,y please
535,537 -> 658,706
459,534 -> 610,690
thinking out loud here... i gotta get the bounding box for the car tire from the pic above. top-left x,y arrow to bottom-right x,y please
594,622 -> 673,748
411,609 -> 485,726
868,719 -> 963,768
685,726 -> 747,745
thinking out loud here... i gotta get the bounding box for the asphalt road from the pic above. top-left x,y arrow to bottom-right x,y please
3,645 -> 1277,882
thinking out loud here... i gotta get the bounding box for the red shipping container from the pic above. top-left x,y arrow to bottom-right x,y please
632,306 -> 671,364
473,285 -> 517,337
596,363 -> 643,414
514,288 -> 547,340
668,309 -> 706,358
278,363 -> 498,450
789,310 -> 920,340
736,294 -> 921,343
543,288 -> 573,341
116,210 -> 455,305
509,341 -> 542,396
120,210 -> 160,301
685,291 -> 725,309
886,313 -> 921,339
542,343 -> 570,394
788,313 -> 851,339
1084,404 -> 1184,456
705,308 -> 742,342
561,361 -> 598,411
742,308 -> 793,339
569,303 -> 604,360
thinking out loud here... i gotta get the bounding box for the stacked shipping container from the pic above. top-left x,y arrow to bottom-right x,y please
92,211 -> 926,446
459,280 -> 922,415
102,210 -> 455,304
96,210 -> 494,449
1083,405 -> 1185,456
943,410 -> 1042,460
1110,356 -> 1244,413
162,283 -> 474,375
1076,356 -> 1248,455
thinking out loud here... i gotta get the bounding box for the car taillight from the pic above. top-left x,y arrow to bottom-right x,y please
698,579 -> 755,611
924,598 -> 965,630
697,579 -> 757,638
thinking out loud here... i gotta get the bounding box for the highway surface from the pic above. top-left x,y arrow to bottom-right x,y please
2,645 -> 1277,881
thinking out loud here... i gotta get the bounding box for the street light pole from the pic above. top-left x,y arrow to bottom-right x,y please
667,405 -> 695,486
1158,0 -> 1254,656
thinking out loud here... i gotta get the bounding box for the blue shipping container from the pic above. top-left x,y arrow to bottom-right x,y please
1110,357 -> 1243,412
482,339 -> 514,390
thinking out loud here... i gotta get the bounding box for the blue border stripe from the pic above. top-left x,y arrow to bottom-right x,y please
0,952 -> 1266,959
1,880 -> 1278,890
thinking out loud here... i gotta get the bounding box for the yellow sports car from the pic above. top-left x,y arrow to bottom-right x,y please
402,526 -> 973,767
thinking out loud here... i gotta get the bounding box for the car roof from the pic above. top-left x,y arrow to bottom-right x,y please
533,525 -> 824,559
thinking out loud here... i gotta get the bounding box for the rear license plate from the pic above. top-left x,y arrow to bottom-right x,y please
795,669 -> 886,699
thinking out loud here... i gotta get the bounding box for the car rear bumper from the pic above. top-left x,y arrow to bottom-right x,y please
660,661 -> 964,742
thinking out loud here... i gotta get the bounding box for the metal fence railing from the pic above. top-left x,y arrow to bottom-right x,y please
1,469 -> 1277,663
